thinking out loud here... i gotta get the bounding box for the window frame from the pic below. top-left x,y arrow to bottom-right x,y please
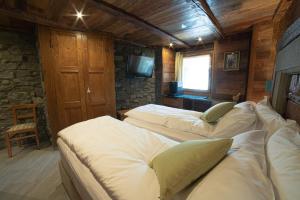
181,51 -> 213,94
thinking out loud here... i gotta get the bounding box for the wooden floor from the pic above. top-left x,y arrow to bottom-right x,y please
0,144 -> 69,200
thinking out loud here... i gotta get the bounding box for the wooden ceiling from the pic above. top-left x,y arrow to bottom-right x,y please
0,0 -> 280,48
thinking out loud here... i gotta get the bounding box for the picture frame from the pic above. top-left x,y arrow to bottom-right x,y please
224,51 -> 240,71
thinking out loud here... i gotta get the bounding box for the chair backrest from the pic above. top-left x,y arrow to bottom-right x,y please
12,103 -> 37,125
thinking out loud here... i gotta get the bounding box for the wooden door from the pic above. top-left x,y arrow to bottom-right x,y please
52,30 -> 87,129
83,33 -> 116,119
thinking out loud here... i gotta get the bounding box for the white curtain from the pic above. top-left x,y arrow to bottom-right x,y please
175,52 -> 183,82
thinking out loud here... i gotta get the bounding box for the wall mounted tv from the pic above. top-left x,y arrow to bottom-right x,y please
127,55 -> 154,78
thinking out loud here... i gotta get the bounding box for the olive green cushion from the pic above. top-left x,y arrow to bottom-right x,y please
150,138 -> 233,200
201,102 -> 235,123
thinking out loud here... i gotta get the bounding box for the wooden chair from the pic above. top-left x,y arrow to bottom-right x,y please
5,103 -> 40,157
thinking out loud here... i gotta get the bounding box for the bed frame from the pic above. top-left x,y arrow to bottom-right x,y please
59,161 -> 82,200
272,18 -> 300,125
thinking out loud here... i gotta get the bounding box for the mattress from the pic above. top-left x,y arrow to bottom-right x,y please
124,117 -> 206,141
58,138 -> 112,200
58,136 -> 193,200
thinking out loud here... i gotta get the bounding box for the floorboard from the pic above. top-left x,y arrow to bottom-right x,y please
0,145 -> 69,200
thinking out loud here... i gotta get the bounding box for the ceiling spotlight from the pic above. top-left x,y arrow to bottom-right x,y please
181,24 -> 187,29
169,42 -> 174,48
198,37 -> 202,42
76,11 -> 83,19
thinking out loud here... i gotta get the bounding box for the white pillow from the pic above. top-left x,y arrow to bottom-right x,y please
234,101 -> 256,110
211,102 -> 257,138
267,127 -> 300,200
255,100 -> 286,139
187,130 -> 274,200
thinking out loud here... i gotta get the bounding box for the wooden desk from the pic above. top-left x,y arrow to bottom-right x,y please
163,97 -> 183,108
162,95 -> 212,112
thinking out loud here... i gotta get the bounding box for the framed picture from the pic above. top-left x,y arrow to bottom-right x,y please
224,51 -> 240,71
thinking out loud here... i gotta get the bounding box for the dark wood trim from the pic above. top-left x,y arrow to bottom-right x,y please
175,43 -> 214,52
192,0 -> 225,38
47,0 -> 70,21
182,49 -> 213,57
272,0 -> 283,20
115,38 -> 147,48
0,25 -> 34,33
87,0 -> 191,48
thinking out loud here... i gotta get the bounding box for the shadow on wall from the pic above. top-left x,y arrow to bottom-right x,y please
0,30 -> 48,149
114,42 -> 160,110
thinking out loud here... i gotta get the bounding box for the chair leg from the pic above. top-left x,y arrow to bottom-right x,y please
34,129 -> 40,149
5,134 -> 12,158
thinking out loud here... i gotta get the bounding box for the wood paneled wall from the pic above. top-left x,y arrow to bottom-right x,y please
212,33 -> 251,100
247,21 -> 274,102
161,47 -> 175,95
247,0 -> 299,102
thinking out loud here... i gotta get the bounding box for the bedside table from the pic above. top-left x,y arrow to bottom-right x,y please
117,109 -> 130,120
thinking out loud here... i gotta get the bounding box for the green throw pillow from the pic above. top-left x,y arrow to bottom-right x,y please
150,139 -> 233,200
201,102 -> 235,123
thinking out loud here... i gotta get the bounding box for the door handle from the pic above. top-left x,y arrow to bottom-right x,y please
87,87 -> 91,94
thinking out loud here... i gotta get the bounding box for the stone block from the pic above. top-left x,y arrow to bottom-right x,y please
16,70 -> 31,78
0,71 -> 14,79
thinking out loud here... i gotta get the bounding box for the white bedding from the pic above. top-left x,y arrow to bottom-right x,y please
58,138 -> 112,200
125,104 -> 202,126
126,103 -> 257,138
267,126 -> 300,200
58,116 -> 274,200
187,130 -> 274,200
124,117 -> 206,142
125,104 -> 213,136
59,116 -> 177,200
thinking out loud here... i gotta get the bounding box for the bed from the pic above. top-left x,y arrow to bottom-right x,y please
57,17 -> 300,200
124,102 -> 258,140
57,109 -> 300,200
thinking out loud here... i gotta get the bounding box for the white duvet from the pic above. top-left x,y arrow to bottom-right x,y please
125,104 -> 213,136
267,127 -> 300,200
58,116 -> 274,200
126,103 -> 257,138
125,104 -> 203,126
59,116 -> 176,200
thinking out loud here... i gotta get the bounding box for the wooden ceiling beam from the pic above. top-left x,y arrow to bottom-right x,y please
47,0 -> 70,21
87,0 -> 191,48
272,0 -> 294,21
192,0 -> 225,38
0,7 -> 78,30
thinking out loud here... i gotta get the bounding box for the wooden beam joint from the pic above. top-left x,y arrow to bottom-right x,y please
192,0 -> 225,38
88,0 -> 192,47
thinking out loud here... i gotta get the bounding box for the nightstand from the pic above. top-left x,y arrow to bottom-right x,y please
117,109 -> 130,120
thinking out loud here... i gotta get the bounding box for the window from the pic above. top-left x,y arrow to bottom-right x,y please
182,54 -> 211,91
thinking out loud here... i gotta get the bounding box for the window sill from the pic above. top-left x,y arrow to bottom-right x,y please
183,89 -> 210,96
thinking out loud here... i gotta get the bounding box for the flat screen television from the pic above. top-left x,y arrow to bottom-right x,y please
127,55 -> 154,78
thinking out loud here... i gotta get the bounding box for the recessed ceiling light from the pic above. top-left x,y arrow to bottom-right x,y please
169,42 -> 174,48
181,24 -> 187,29
198,37 -> 202,42
76,11 -> 83,19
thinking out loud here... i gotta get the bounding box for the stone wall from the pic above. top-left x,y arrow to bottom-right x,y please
0,29 -> 48,149
114,42 -> 161,110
